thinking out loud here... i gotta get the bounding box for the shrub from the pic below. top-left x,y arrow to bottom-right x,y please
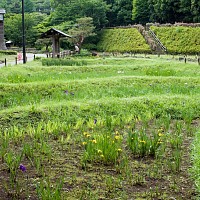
42,58 -> 87,66
97,28 -> 151,54
150,26 -> 200,54
0,50 -> 17,55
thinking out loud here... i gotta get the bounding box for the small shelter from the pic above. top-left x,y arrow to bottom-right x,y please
41,28 -> 71,58
6,40 -> 13,48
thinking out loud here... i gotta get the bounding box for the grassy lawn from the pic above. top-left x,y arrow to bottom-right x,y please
0,55 -> 199,199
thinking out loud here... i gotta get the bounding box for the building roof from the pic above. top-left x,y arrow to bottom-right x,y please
0,9 -> 6,14
41,28 -> 72,38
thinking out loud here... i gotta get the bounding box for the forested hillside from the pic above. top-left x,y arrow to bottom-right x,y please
0,0 -> 51,13
133,0 -> 200,24
1,0 -> 200,52
1,0 -> 199,25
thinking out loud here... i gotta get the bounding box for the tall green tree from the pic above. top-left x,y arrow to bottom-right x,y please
4,13 -> 47,47
112,0 -> 133,26
132,0 -> 150,24
49,0 -> 108,29
25,0 -> 35,13
32,0 -> 52,13
1,0 -> 33,14
191,0 -> 200,22
0,0 -> 7,8
68,17 -> 96,53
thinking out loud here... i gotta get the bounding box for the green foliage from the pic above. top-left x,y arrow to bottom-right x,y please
4,13 -> 48,47
97,28 -> 151,53
32,0 -> 51,13
106,0 -> 133,26
127,129 -> 163,157
191,130 -> 200,195
0,0 -> 51,13
41,58 -> 87,66
132,0 -> 200,24
132,0 -> 149,24
36,178 -> 64,200
49,0 -> 109,29
0,50 -> 17,55
0,57 -> 199,198
151,26 -> 200,54
145,66 -> 176,76
191,0 -> 200,22
68,17 -> 96,52
82,131 -> 123,166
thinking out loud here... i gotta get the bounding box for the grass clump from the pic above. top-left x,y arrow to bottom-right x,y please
82,131 -> 123,166
190,130 -> 200,195
42,58 -> 87,66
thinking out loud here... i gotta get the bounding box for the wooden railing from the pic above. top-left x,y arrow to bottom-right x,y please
148,29 -> 167,53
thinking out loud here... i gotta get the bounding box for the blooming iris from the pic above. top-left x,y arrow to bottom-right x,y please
139,140 -> 146,144
91,139 -> 97,144
19,164 -> 26,172
97,150 -> 102,154
115,135 -> 120,140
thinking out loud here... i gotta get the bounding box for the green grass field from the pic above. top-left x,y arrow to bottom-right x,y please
0,55 -> 200,199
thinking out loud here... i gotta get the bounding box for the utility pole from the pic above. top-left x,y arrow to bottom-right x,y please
22,0 -> 26,64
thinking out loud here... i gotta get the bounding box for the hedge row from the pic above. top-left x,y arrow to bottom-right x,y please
97,28 -> 151,54
150,26 -> 200,54
0,50 -> 17,55
42,58 -> 87,66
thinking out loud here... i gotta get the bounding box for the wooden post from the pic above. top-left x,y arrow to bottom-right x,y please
34,54 -> 36,60
184,55 -> 187,64
15,57 -> 17,65
198,56 -> 200,65
4,58 -> 6,66
52,35 -> 60,58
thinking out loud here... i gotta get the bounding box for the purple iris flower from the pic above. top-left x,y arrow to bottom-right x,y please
94,119 -> 97,124
64,90 -> 69,95
19,164 -> 26,172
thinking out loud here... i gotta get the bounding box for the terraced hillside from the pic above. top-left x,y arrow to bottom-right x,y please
97,28 -> 151,54
0,56 -> 200,199
150,26 -> 200,54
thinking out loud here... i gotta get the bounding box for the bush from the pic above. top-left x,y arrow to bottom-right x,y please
0,50 -> 17,55
42,58 -> 87,66
150,26 -> 200,55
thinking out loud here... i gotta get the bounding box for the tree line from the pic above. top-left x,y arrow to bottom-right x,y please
1,0 -> 199,48
1,0 -> 199,25
0,0 -> 51,13
133,0 -> 200,24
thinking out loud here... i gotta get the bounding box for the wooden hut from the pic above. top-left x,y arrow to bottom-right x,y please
41,28 -> 71,58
